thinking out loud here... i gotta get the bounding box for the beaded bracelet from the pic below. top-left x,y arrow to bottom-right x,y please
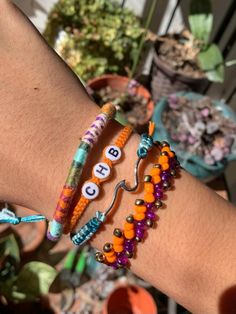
63,125 -> 133,234
70,123 -> 156,247
47,103 -> 116,241
95,141 -> 180,268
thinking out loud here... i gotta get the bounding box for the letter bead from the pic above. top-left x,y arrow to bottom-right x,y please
93,162 -> 111,180
82,182 -> 99,199
104,145 -> 122,162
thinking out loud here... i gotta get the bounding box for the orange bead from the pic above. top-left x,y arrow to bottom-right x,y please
134,213 -> 146,221
124,222 -> 134,231
104,250 -> 115,257
168,151 -> 175,158
124,229 -> 135,239
161,146 -> 171,153
144,182 -> 154,193
150,167 -> 161,176
158,155 -> 169,164
106,255 -> 117,263
144,193 -> 155,203
134,205 -> 146,213
113,244 -> 124,253
162,163 -> 170,170
113,236 -> 125,245
152,175 -> 161,184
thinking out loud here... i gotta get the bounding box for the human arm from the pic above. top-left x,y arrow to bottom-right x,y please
0,1 -> 236,313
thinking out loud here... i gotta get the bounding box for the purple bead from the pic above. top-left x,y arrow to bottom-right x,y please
136,228 -> 144,239
136,220 -> 146,228
154,183 -> 162,191
155,190 -> 163,199
124,240 -> 135,252
146,211 -> 156,220
146,203 -> 154,210
110,262 -> 118,270
161,171 -> 170,181
117,254 -> 128,266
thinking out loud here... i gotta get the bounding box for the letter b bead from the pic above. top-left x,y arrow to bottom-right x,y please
104,145 -> 122,162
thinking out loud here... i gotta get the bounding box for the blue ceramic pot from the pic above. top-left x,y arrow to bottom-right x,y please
152,92 -> 236,182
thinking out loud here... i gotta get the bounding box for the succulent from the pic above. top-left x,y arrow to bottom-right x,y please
163,95 -> 236,165
44,0 -> 144,82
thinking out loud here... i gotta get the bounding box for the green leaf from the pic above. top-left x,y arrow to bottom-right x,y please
115,111 -> 128,126
0,234 -> 20,263
198,44 -> 224,82
189,0 -> 213,44
11,262 -> 57,301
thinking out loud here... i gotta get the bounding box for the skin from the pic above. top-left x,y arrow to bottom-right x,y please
0,1 -> 236,313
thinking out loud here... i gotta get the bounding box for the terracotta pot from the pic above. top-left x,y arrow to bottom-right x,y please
103,285 -> 157,314
150,38 -> 209,103
87,74 -> 154,133
0,205 -> 47,254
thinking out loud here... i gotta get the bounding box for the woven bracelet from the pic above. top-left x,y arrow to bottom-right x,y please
47,103 -> 116,241
63,125 -> 133,234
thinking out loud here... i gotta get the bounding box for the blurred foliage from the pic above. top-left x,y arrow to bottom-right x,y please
44,0 -> 144,82
0,234 -> 57,303
188,0 -> 225,82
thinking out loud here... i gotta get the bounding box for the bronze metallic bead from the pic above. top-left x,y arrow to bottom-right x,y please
154,140 -> 161,147
161,141 -> 170,147
113,228 -> 123,238
146,218 -> 154,228
125,251 -> 133,258
154,163 -> 161,169
135,199 -> 144,206
160,151 -> 168,156
163,181 -> 171,190
95,252 -> 105,263
135,236 -> 142,242
144,175 -> 152,182
103,242 -> 113,252
155,200 -> 162,209
126,214 -> 134,223
170,169 -> 176,177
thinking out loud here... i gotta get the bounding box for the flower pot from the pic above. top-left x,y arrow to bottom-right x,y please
87,74 -> 154,133
103,285 -> 157,314
150,38 -> 209,103
152,92 -> 236,182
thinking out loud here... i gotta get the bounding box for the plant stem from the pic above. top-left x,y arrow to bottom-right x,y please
129,0 -> 158,78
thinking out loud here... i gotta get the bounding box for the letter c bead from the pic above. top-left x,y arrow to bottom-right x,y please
82,182 -> 99,199
93,162 -> 111,180
104,145 -> 122,162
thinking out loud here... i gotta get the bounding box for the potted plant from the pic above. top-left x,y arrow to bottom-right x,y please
44,0 -> 157,132
152,92 -> 236,181
44,0 -> 144,82
150,0 -> 236,102
0,233 -> 57,309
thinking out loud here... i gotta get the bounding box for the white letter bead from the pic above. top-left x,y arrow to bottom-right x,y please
82,182 -> 99,200
93,162 -> 111,180
104,145 -> 122,162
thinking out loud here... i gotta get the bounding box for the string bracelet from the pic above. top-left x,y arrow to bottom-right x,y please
0,207 -> 46,225
47,103 -> 116,241
70,123 -> 156,247
94,141 -> 180,268
63,125 -> 133,234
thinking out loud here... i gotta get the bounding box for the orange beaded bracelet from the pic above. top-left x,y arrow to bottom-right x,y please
63,125 -> 133,234
95,140 -> 181,268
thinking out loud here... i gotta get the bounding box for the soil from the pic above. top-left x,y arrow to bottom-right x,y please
156,30 -> 206,79
93,86 -> 149,126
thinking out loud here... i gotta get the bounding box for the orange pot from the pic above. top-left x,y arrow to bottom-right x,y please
103,285 -> 158,314
87,75 -> 154,133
